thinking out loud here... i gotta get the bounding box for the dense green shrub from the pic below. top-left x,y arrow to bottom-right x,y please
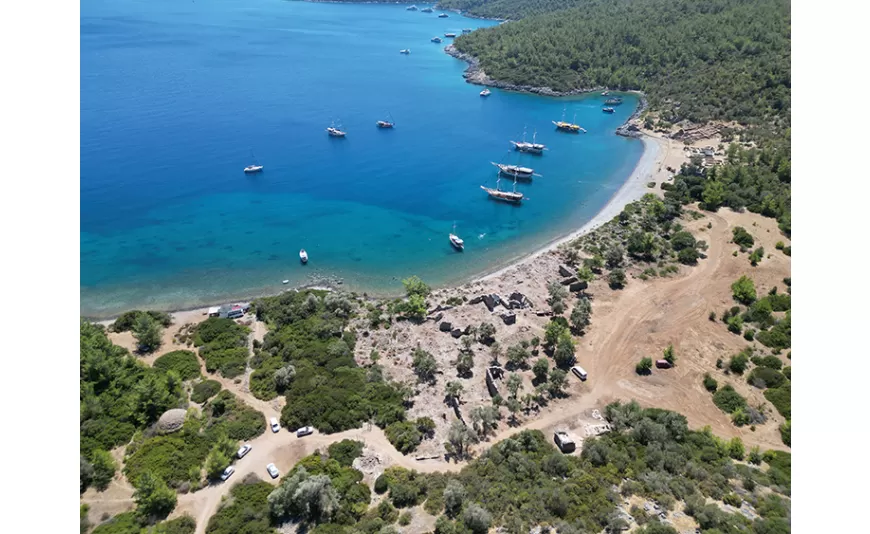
677,247 -> 700,265
764,383 -> 791,419
328,440 -> 364,467
111,311 -> 173,332
713,385 -> 747,414
252,290 -> 407,435
728,350 -> 751,374
747,367 -> 786,389
608,269 -> 627,289
206,479 -> 274,534
703,373 -> 718,392
779,420 -> 791,447
81,321 -> 185,456
731,276 -> 757,305
193,318 -> 250,378
190,380 -> 222,404
756,312 -> 791,349
732,227 -> 755,249
153,351 -> 200,381
636,357 -> 653,375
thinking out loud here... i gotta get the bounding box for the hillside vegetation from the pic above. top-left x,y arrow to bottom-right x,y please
451,0 -> 790,127
440,0 -> 586,19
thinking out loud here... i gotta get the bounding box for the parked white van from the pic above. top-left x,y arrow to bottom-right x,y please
270,417 -> 280,433
571,365 -> 588,381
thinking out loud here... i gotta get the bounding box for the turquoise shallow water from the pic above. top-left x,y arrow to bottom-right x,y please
81,0 -> 644,318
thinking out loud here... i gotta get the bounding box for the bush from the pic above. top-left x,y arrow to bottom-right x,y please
677,247 -> 699,265
608,269 -> 627,289
191,380 -> 221,403
713,385 -> 747,414
193,318 -> 250,378
732,227 -> 755,249
206,480 -> 272,534
398,511 -> 412,526
153,351 -> 200,381
756,312 -> 791,349
636,357 -> 653,375
747,367 -> 786,389
764,384 -> 791,418
328,440 -> 364,467
375,474 -> 389,494
728,350 -> 751,374
703,373 -> 718,392
775,241 -> 784,250
385,421 -> 423,455
749,246 -> 765,266
731,276 -> 757,304
779,420 -> 791,447
111,311 -> 173,332
670,231 -> 697,251
743,329 -> 755,341
412,347 -> 438,384
553,331 -> 576,368
91,449 -> 117,491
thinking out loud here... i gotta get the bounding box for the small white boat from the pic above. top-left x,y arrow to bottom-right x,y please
282,279 -> 289,284
421,7 -> 433,13
602,90 -> 609,96
399,49 -> 410,54
327,121 -> 346,137
431,36 -> 442,43
244,150 -> 263,173
449,222 -> 464,251
299,249 -> 308,263
603,107 -> 615,114
445,33 -> 457,38
407,4 -> 418,10
438,13 -> 448,18
480,88 -> 491,97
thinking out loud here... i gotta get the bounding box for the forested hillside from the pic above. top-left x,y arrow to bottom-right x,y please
450,0 -> 790,127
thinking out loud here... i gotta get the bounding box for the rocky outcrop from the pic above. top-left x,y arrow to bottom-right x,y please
439,321 -> 453,332
558,264 -> 574,277
569,281 -> 589,292
560,276 -> 578,286
482,294 -> 505,312
450,328 -> 463,338
508,292 -> 533,309
157,408 -> 187,434
500,312 -> 516,325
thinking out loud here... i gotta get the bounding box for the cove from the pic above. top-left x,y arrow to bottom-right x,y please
81,0 -> 644,318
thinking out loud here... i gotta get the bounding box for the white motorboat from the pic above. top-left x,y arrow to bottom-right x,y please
399,49 -> 410,54
299,249 -> 308,263
449,222 -> 464,250
480,88 -> 491,97
244,164 -> 263,174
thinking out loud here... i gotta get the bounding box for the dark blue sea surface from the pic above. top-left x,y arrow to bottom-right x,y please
81,0 -> 644,317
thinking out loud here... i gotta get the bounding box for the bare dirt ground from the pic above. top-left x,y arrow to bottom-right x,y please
354,205 -> 791,456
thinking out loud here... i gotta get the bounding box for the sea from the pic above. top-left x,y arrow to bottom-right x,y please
81,0 -> 645,318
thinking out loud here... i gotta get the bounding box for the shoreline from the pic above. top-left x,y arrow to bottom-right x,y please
87,134 -> 666,322
473,133 -> 663,283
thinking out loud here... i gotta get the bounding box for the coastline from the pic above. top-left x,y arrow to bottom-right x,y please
88,133 -> 666,322
473,133 -> 663,283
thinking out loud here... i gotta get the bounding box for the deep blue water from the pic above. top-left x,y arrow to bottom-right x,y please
81,0 -> 644,317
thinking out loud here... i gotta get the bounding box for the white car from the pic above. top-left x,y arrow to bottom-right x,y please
296,426 -> 314,437
270,417 -> 280,433
266,463 -> 279,479
237,444 -> 252,459
220,466 -> 235,481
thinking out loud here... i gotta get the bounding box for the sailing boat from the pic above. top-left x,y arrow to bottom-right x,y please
327,120 -> 346,137
449,222 -> 464,250
492,161 -> 535,181
243,150 -> 264,173
511,128 -> 546,154
553,108 -> 586,133
481,171 -> 523,203
377,112 -> 395,129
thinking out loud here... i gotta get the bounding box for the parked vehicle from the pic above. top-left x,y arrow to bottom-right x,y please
571,365 -> 588,381
656,359 -> 672,369
266,463 -> 279,479
553,431 -> 576,453
237,444 -> 252,458
297,426 -> 314,437
220,466 -> 235,481
270,417 -> 280,433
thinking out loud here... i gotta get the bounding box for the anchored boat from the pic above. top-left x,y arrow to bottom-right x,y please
407,5 -> 418,10
422,7 -> 433,13
244,150 -> 263,173
553,108 -> 586,133
431,36 -> 442,43
327,121 -> 346,137
445,32 -> 457,38
481,173 -> 523,204
602,107 -> 615,114
492,161 -> 535,181
480,88 -> 491,97
438,13 -> 449,18
399,48 -> 410,54
377,113 -> 395,128
299,249 -> 308,263
449,222 -> 464,251
605,97 -> 623,105
511,129 -> 546,155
